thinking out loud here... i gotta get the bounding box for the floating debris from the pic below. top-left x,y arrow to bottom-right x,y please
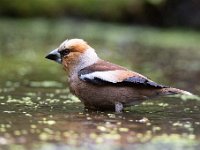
136,117 -> 149,123
30,81 -> 63,88
169,94 -> 200,101
97,126 -> 107,132
119,127 -> 129,132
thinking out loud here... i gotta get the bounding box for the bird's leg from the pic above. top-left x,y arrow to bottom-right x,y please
115,102 -> 123,113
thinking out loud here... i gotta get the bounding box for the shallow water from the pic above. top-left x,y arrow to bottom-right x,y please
0,18 -> 200,150
0,81 -> 200,150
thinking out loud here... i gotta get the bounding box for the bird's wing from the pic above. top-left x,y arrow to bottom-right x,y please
78,60 -> 166,88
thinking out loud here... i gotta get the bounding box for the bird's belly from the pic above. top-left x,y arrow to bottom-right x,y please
69,78 -> 149,109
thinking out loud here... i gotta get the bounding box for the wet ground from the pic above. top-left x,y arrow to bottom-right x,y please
0,18 -> 200,150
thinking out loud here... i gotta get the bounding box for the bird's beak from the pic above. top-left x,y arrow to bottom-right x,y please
45,49 -> 61,64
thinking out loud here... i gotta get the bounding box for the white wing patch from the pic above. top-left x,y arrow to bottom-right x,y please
80,70 -> 126,83
79,68 -> 166,88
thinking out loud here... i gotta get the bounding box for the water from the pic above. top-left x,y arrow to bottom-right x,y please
0,18 -> 200,150
0,81 -> 200,149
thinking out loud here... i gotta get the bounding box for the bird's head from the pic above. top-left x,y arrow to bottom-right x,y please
46,39 -> 99,72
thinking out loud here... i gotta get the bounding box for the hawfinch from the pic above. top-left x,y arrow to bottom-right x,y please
46,39 -> 191,112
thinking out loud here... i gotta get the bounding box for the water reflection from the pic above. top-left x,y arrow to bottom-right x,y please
0,81 -> 199,149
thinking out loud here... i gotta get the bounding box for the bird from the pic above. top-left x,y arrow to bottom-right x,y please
45,39 -> 192,112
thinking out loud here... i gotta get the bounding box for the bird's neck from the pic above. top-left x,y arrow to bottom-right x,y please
68,48 -> 100,76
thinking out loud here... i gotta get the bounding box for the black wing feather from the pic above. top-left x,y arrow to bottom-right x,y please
123,76 -> 167,88
78,69 -> 167,89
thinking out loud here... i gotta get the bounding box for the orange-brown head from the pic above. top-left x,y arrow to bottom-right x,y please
46,39 -> 99,74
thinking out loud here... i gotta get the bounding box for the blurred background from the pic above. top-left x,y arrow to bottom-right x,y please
0,1 -> 200,149
1,0 -> 200,28
0,0 -> 200,93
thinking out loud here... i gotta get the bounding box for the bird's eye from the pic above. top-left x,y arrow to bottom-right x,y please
59,49 -> 70,57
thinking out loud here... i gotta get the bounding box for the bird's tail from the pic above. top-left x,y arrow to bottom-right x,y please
159,87 -> 192,96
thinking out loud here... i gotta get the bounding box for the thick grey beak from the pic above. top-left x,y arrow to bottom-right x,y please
45,49 -> 61,64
